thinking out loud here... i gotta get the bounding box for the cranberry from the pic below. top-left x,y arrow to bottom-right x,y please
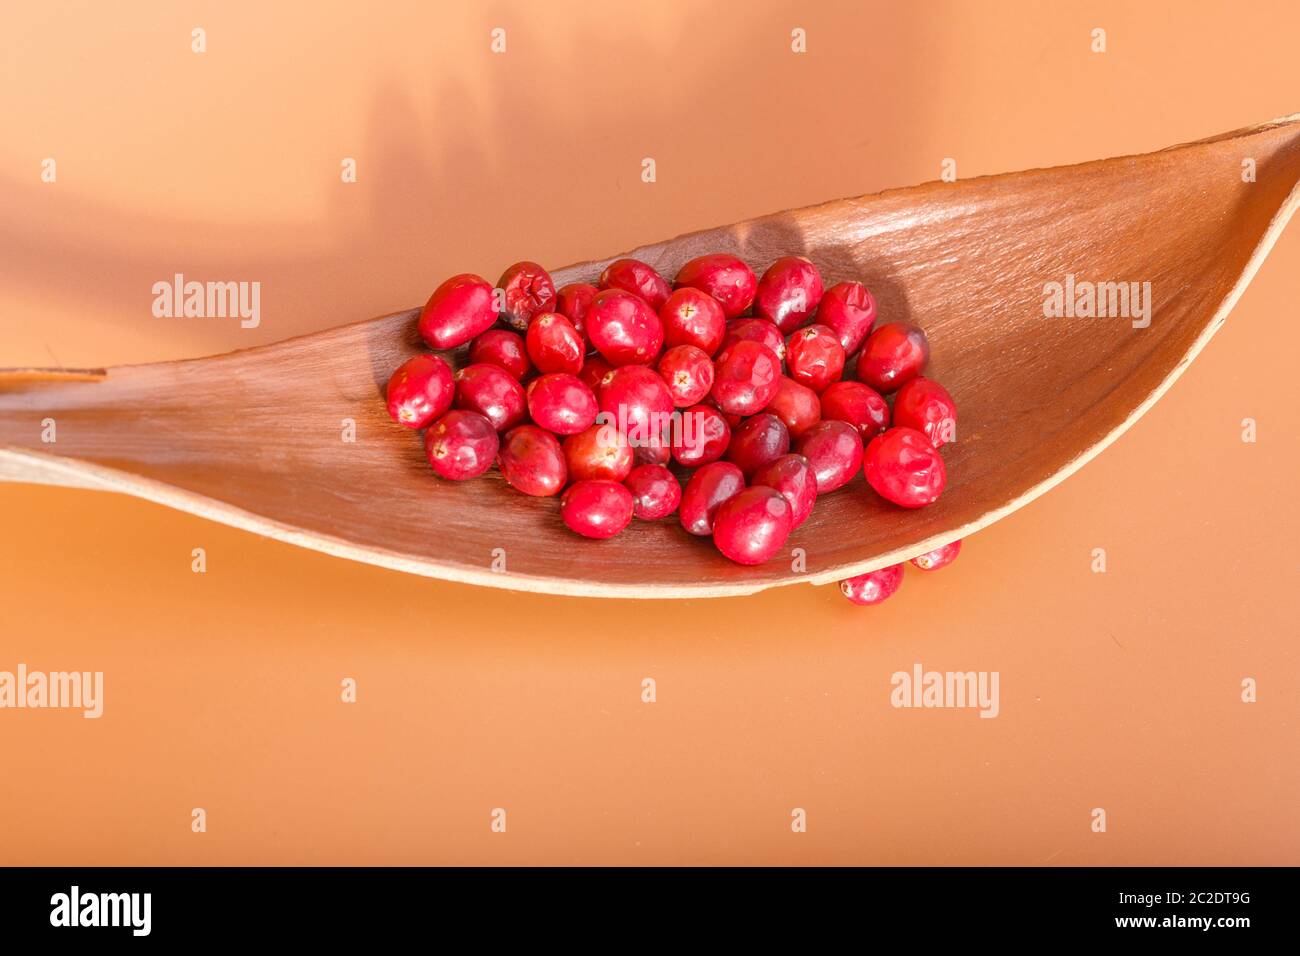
706,395 -> 744,429
839,565 -> 904,606
725,413 -> 790,479
634,417 -> 675,466
555,282 -> 598,344
722,317 -> 787,363
498,424 -> 567,496
597,364 -> 675,448
624,464 -> 681,520
710,340 -> 782,416
497,261 -> 556,331
660,287 -> 727,356
657,344 -> 715,407
679,461 -> 745,536
796,420 -> 863,493
751,453 -> 817,529
560,480 -> 635,539
468,329 -> 531,381
525,312 -> 585,375
525,373 -> 598,435
674,253 -> 757,318
585,289 -> 664,366
453,363 -> 527,432
418,273 -> 498,349
893,376 -> 957,448
386,354 -> 454,428
863,426 -> 947,507
563,423 -> 634,482
766,376 -> 821,439
816,281 -> 878,354
754,256 -> 824,333
599,258 -> 671,310
424,410 -> 498,480
671,404 -> 730,466
819,381 -> 890,442
785,324 -> 845,394
857,322 -> 929,393
579,354 -> 614,392
911,539 -> 962,571
712,487 -> 793,566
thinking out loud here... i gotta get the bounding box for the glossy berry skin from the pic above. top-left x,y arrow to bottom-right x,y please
796,420 -> 864,493
578,355 -> 614,392
816,281 -> 878,355
658,344 -> 715,407
424,410 -> 498,480
766,376 -> 821,439
563,424 -> 633,482
468,329 -> 531,381
453,363 -> 527,432
555,282 -> 598,347
674,253 -> 757,319
498,424 -> 567,496
634,426 -> 674,467
679,461 -> 745,536
722,317 -> 787,363
711,340 -> 782,416
660,287 -> 727,356
526,312 -> 585,375
863,426 -> 947,508
911,539 -> 962,571
497,261 -> 556,331
386,354 -> 454,428
624,464 -> 681,520
751,453 -> 817,529
600,258 -> 671,311
525,373 -> 598,436
560,480 -> 635,539
754,256 -> 824,333
892,376 -> 957,448
839,564 -> 904,606
585,289 -> 665,366
857,322 -> 929,393
712,487 -> 793,566
785,324 -> 845,394
418,273 -> 498,349
819,381 -> 890,443
598,365 -> 675,448
671,403 -> 731,467
725,413 -> 790,479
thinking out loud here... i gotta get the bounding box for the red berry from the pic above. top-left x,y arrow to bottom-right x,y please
578,354 -> 614,392
863,426 -> 947,507
525,373 -> 598,435
468,329 -> 531,381
674,253 -> 757,319
857,322 -> 929,393
624,464 -> 681,520
453,363 -> 527,432
525,312 -> 585,375
712,486 -> 793,566
497,261 -> 556,331
766,376 -> 821,439
911,539 -> 962,571
597,365 -> 675,449
839,565 -> 904,605
754,256 -> 824,333
585,289 -> 665,366
563,424 -> 634,482
722,317 -> 787,363
498,424 -> 567,496
796,420 -> 864,493
893,376 -> 957,448
555,282 -> 599,344
710,340 -> 782,416
785,323 -> 845,394
751,453 -> 817,529
660,287 -> 727,356
671,404 -> 731,467
679,461 -> 745,536
560,480 -> 635,539
819,380 -> 890,442
424,410 -> 498,480
386,354 -> 454,428
657,344 -> 715,407
633,418 -> 675,467
725,413 -> 790,479
816,281 -> 877,355
599,258 -> 671,311
418,274 -> 498,349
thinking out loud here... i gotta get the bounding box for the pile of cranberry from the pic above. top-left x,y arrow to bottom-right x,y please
385,253 -> 962,606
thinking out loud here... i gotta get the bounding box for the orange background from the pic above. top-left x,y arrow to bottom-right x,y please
1,0 -> 1297,865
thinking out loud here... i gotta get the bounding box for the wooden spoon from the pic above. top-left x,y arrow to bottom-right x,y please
3,116 -> 1298,597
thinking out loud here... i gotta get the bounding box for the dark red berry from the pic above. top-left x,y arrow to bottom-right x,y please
785,323 -> 845,394
624,464 -> 681,520
819,380 -> 890,442
563,424 -> 633,482
579,354 -> 614,392
751,453 -> 817,529
453,363 -> 527,432
711,340 -> 782,416
671,404 -> 731,467
525,373 -> 598,435
816,281 -> 877,355
597,364 -> 675,449
796,420 -> 864,493
633,418 -> 675,467
599,258 -> 671,311
679,461 -> 745,536
839,564 -> 904,605
725,413 -> 790,479
766,376 -> 821,439
657,344 -> 714,407
418,274 -> 498,349
754,256 -> 824,333
857,321 -> 929,393
722,317 -> 787,363
892,376 -> 957,448
712,486 -> 793,566
555,282 -> 598,346
498,424 -> 567,496
386,354 -> 454,428
424,410 -> 499,480
660,287 -> 727,356
497,261 -> 556,331
911,539 -> 962,571
863,426 -> 947,507
674,253 -> 757,319
468,329 -> 531,381
585,289 -> 665,366
560,480 -> 635,539
525,312 -> 584,376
